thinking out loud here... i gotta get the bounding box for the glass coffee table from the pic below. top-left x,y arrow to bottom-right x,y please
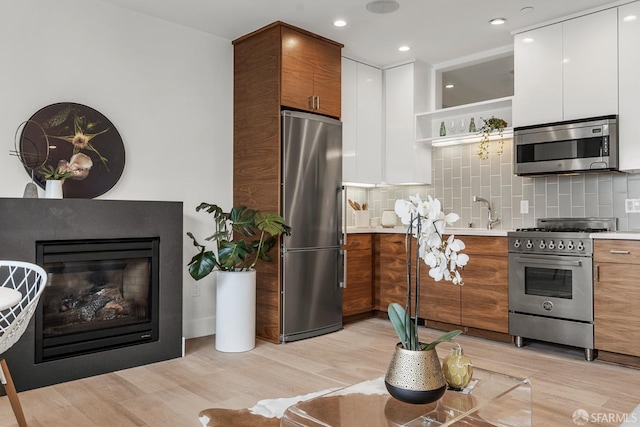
281,367 -> 531,426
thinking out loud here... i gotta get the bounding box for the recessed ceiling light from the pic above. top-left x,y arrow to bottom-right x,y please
623,15 -> 637,22
445,84 -> 454,89
489,18 -> 507,25
521,7 -> 534,13
366,0 -> 400,14
333,19 -> 347,27
523,37 -> 534,43
398,46 -> 410,52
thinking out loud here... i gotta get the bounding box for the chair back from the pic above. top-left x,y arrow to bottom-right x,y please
0,261 -> 48,355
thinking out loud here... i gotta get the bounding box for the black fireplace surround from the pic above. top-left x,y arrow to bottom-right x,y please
0,198 -> 183,392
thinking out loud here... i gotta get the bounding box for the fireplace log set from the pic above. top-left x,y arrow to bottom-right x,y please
43,274 -> 147,337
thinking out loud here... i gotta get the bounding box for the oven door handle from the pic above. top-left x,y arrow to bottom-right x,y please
512,256 -> 583,267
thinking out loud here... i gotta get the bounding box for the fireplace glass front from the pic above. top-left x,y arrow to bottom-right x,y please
35,238 -> 159,363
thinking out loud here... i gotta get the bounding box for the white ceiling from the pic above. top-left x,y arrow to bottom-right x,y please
98,0 -> 618,67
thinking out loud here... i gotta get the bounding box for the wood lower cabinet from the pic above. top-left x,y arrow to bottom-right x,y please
376,233 -> 408,311
459,236 -> 508,334
421,235 -> 508,333
420,270 -> 461,325
376,233 -> 508,335
594,239 -> 640,357
343,234 -> 374,317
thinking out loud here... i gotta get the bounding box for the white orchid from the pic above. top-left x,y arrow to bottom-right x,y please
395,195 -> 468,285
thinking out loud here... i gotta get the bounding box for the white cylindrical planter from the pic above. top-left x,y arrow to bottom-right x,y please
215,270 -> 256,352
45,180 -> 63,199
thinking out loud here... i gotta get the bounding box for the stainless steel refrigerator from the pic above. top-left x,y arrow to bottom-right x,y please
280,110 -> 344,343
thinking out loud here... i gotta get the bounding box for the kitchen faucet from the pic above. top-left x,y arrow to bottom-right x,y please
473,196 -> 500,230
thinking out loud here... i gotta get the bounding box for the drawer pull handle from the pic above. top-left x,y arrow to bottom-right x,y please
609,250 -> 631,254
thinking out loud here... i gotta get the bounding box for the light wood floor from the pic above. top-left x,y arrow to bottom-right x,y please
1,317 -> 639,426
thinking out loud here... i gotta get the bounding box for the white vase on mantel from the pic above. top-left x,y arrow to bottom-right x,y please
45,180 -> 63,199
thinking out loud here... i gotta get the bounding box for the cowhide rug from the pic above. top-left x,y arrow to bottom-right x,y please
199,378 -> 387,427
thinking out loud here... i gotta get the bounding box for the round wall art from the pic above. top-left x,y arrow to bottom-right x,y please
20,102 -> 125,199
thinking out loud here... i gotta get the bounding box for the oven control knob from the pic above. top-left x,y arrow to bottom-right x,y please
542,301 -> 554,312
548,240 -> 555,250
539,241 -> 546,249
525,240 -> 533,249
557,241 -> 565,250
577,241 -> 585,251
513,239 -> 521,248
567,241 -> 575,250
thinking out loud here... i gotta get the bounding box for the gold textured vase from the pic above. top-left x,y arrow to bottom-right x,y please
384,343 -> 447,404
442,346 -> 473,390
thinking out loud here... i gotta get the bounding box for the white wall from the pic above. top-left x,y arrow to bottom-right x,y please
0,0 -> 233,339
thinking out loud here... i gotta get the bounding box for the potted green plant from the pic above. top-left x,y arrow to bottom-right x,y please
38,165 -> 73,199
187,202 -> 291,352
384,195 -> 468,404
477,116 -> 508,160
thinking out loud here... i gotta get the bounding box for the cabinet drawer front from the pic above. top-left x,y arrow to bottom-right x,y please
451,235 -> 507,256
344,234 -> 372,250
594,240 -> 640,264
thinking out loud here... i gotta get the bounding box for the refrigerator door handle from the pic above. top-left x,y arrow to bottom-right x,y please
339,249 -> 346,289
341,185 -> 346,246
340,185 -> 346,289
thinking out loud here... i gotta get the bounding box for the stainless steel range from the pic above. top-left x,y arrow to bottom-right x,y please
508,217 -> 616,361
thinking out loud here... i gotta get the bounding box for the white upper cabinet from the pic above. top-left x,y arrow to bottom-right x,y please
513,8 -> 618,127
619,2 -> 640,172
341,57 -> 382,184
513,24 -> 563,127
563,8 -> 618,121
384,61 -> 431,184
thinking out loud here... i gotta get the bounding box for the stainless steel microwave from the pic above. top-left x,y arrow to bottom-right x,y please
514,115 -> 618,176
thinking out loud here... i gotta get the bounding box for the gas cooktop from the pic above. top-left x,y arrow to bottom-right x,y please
511,218 -> 617,234
515,227 -> 609,233
508,218 -> 617,255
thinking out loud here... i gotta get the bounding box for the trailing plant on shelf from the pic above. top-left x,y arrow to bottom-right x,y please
477,116 -> 508,160
186,203 -> 292,279
389,195 -> 469,351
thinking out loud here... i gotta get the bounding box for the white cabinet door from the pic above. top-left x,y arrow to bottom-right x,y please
619,2 -> 640,172
513,8 -> 618,127
342,58 -> 358,182
341,58 -> 383,184
513,24 -> 563,127
563,8 -> 618,121
384,62 -> 431,184
356,62 -> 383,183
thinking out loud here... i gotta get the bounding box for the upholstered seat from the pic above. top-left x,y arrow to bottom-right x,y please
0,261 -> 47,427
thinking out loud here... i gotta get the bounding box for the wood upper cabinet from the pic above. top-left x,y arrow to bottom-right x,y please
594,239 -> 640,357
281,26 -> 342,118
343,234 -> 374,317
